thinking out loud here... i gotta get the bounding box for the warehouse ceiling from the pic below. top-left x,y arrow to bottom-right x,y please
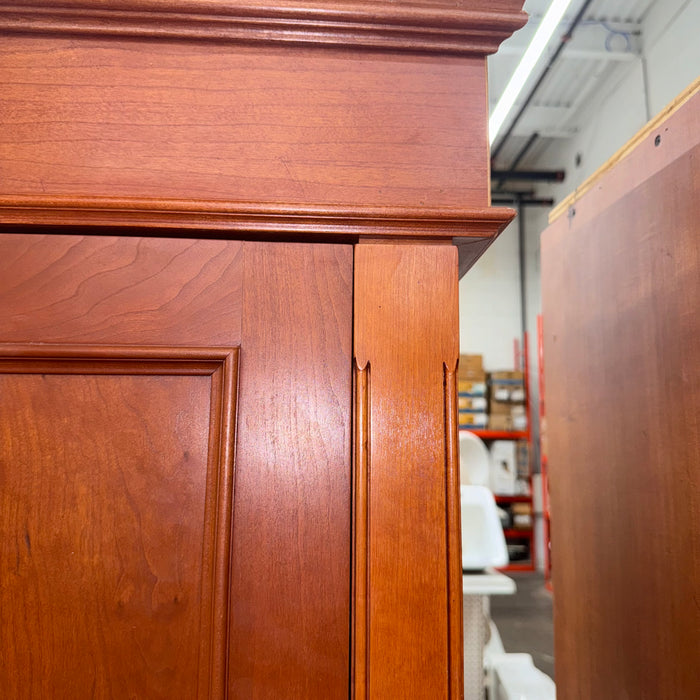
488,0 -> 658,184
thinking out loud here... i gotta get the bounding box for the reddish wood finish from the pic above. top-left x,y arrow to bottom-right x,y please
230,243 -> 353,698
0,235 -> 244,346
0,346 -> 237,698
1,35 -> 488,210
0,236 -> 352,698
0,197 -> 513,253
444,362 -> 465,699
354,243 -> 462,699
0,1 -> 526,55
0,2 -> 527,695
542,93 -> 700,698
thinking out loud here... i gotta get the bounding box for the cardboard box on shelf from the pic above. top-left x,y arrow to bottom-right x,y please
511,405 -> 528,431
512,502 -> 533,529
509,384 -> 526,403
489,398 -> 512,414
490,384 -> 512,402
488,370 -> 525,403
489,440 -> 517,495
458,354 -> 483,376
458,395 -> 488,411
488,409 -> 528,432
458,410 -> 488,429
488,413 -> 512,431
489,370 -> 524,381
457,376 -> 487,396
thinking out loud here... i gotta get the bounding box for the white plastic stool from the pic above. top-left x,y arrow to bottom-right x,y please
491,653 -> 556,700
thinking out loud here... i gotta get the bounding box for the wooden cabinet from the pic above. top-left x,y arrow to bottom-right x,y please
0,2 -> 526,697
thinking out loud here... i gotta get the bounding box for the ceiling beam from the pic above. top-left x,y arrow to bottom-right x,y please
492,169 -> 565,182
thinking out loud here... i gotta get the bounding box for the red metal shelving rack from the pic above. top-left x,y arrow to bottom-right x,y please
468,429 -> 529,440
460,332 -> 536,572
492,494 -> 532,504
538,314 -> 553,591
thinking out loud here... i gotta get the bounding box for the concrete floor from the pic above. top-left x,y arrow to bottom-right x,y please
490,572 -> 555,680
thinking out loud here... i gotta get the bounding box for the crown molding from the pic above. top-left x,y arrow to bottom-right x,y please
0,1 -> 526,55
0,194 -> 514,243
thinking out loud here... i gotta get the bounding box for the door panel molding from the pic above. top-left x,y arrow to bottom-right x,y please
0,344 -> 238,699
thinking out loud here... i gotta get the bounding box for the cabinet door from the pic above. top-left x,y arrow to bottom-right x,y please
0,235 -> 352,699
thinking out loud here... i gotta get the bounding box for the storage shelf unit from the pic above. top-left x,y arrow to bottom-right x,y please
460,332 -> 536,571
460,426 -> 535,571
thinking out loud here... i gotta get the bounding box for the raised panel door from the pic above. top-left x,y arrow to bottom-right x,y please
0,234 -> 352,698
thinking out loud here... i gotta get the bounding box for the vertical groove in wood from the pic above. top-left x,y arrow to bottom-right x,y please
444,362 -> 464,700
352,361 -> 370,700
353,243 -> 460,698
208,351 -> 238,700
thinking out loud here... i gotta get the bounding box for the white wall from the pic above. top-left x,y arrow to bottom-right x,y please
644,0 -> 700,113
533,0 -> 700,204
459,221 -> 522,370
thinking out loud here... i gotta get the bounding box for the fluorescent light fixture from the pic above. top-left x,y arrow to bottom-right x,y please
489,0 -> 575,145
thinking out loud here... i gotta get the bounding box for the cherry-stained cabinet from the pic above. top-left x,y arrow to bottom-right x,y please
0,2 -> 525,697
0,236 -> 353,699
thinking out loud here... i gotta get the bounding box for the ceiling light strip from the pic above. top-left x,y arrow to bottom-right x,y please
489,0 -> 576,145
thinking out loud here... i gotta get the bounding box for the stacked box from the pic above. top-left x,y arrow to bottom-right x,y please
458,377 -> 487,395
487,370 -> 527,431
458,411 -> 488,428
515,440 -> 530,478
511,502 -> 533,529
458,354 -> 487,428
458,395 -> 487,411
488,413 -> 513,431
489,440 -> 517,494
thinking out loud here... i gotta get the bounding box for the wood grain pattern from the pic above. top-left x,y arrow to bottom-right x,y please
230,242 -> 353,698
444,362 -> 464,699
0,2 -> 529,693
0,235 -> 244,697
0,346 -> 238,699
0,196 -> 514,242
0,1 -> 527,55
0,35 -> 488,210
542,96 -> 700,698
0,234 -> 244,347
354,243 -> 462,699
0,235 -> 353,697
0,199 -> 513,279
352,361 -> 370,699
